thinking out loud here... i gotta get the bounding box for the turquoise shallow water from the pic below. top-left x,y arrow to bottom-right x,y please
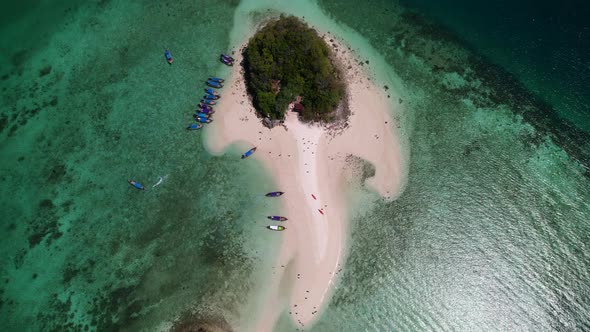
1,0 -> 280,330
2,0 -> 590,331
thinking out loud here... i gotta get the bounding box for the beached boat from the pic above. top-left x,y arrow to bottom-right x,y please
220,57 -> 233,66
265,191 -> 285,197
195,112 -> 210,119
194,116 -> 212,123
196,108 -> 214,115
128,180 -> 145,190
206,81 -> 223,88
203,94 -> 220,100
200,99 -> 217,106
267,225 -> 286,231
186,124 -> 203,130
164,50 -> 173,64
267,216 -> 288,221
241,147 -> 257,159
208,77 -> 224,83
221,54 -> 235,62
198,103 -> 213,110
204,88 -> 219,96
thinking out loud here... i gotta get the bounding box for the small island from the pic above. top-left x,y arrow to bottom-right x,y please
205,15 -> 403,331
243,15 -> 345,122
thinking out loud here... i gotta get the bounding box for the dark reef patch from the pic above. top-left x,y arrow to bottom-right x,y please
7,124 -> 18,137
11,49 -> 29,69
465,54 -> 590,176
37,293 -> 78,332
27,198 -> 63,248
13,249 -> 27,269
27,108 -> 41,117
171,311 -> 233,332
39,65 -> 52,77
85,284 -> 144,331
47,163 -> 67,183
62,264 -> 80,284
39,199 -> 54,209
0,113 -> 8,133
46,96 -> 58,107
63,259 -> 96,284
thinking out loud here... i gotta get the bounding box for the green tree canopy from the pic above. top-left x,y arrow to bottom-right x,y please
243,15 -> 345,121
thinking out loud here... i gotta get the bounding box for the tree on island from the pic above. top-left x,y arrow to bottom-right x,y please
243,15 -> 345,122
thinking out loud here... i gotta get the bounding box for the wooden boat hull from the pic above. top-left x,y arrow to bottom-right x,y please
198,104 -> 213,110
164,50 -> 173,64
206,81 -> 223,88
186,124 -> 203,130
196,109 -> 214,115
194,116 -> 212,123
203,94 -> 220,100
241,147 -> 257,159
128,180 -> 145,190
267,216 -> 288,221
204,88 -> 219,95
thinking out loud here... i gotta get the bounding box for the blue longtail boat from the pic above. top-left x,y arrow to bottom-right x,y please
201,99 -> 216,105
206,80 -> 223,88
205,88 -> 219,96
241,147 -> 257,159
186,124 -> 203,130
194,116 -> 212,123
128,180 -> 145,190
164,50 -> 173,64
203,94 -> 220,100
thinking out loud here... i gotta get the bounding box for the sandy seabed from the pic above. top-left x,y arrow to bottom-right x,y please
204,33 -> 405,331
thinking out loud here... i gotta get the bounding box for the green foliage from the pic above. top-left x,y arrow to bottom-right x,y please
243,15 -> 345,121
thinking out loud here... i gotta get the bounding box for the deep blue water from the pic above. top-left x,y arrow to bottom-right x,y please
399,0 -> 590,131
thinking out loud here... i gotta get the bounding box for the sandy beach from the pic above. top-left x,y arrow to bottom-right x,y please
204,33 -> 405,331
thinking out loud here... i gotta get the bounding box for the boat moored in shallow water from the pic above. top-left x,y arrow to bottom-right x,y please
241,147 -> 257,159
186,124 -> 203,130
205,88 -> 219,96
267,225 -> 286,231
164,50 -> 173,64
220,57 -> 233,66
200,99 -> 216,105
195,112 -> 210,119
195,108 -> 215,115
206,80 -> 223,88
208,77 -> 224,83
128,180 -> 145,190
196,108 -> 214,115
194,116 -> 212,123
266,191 -> 285,197
267,216 -> 288,221
221,54 -> 235,62
203,94 -> 220,100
